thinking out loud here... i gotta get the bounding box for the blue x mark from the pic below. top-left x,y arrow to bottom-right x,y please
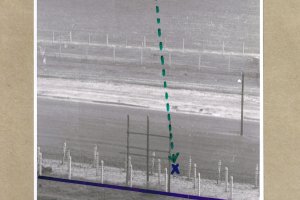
171,163 -> 180,175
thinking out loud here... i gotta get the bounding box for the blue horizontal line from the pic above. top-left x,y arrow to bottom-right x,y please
38,176 -> 224,200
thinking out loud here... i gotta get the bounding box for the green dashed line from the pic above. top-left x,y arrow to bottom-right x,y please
155,1 -> 180,175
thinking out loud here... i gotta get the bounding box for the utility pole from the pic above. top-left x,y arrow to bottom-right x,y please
146,116 -> 150,188
240,72 -> 244,136
126,115 -> 130,185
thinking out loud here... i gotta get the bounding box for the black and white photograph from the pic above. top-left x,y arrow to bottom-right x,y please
36,0 -> 262,199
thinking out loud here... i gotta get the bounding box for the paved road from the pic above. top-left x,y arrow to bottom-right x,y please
38,97 -> 259,184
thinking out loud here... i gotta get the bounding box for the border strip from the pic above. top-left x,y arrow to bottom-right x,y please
38,176 -> 224,200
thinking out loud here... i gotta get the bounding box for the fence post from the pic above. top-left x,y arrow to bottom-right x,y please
126,115 -> 130,185
68,155 -> 72,180
243,42 -> 245,55
182,38 -> 185,53
193,163 -> 197,189
106,34 -> 109,46
130,163 -> 133,187
225,167 -> 228,192
62,141 -> 67,164
229,176 -> 233,200
198,55 -> 201,70
146,116 -> 150,188
222,41 -> 225,55
144,36 -> 146,48
88,33 -> 91,45
69,31 -> 72,43
151,152 -> 156,175
38,152 -> 42,176
255,164 -> 259,188
113,46 -> 116,63
158,159 -> 161,185
93,144 -> 98,167
52,31 -> 55,44
169,52 -> 172,66
188,156 -> 192,180
228,54 -> 231,72
217,160 -> 222,184
101,160 -> 104,184
140,48 -> 143,65
198,172 -> 201,196
165,168 -> 168,192
96,152 -> 99,176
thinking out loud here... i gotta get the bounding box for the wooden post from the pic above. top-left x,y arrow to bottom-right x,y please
126,115 -> 129,185
62,141 -> 66,164
106,34 -> 109,46
146,116 -> 150,187
125,38 -> 128,48
130,163 -> 133,187
182,38 -> 185,53
96,152 -> 99,176
188,156 -> 192,180
69,31 -> 72,42
198,55 -> 201,70
52,31 -> 55,44
222,41 -> 225,54
151,152 -> 156,175
38,152 -> 42,176
217,160 -> 222,184
158,159 -> 161,185
68,155 -> 72,180
243,42 -> 245,55
94,144 -> 98,167
144,36 -> 146,48
230,176 -> 233,200
140,48 -> 143,65
67,149 -> 71,162
169,52 -> 172,66
255,164 -> 259,188
165,168 -> 168,192
88,33 -> 91,45
113,46 -> 116,63
228,54 -> 231,72
240,72 -> 244,136
101,160 -> 104,184
225,167 -> 228,192
198,172 -> 201,196
194,163 -> 197,189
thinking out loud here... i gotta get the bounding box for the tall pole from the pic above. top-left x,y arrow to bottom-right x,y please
126,115 -> 130,185
168,139 -> 171,192
241,72 -> 244,136
146,116 -> 150,188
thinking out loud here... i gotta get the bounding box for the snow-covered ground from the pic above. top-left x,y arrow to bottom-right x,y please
42,159 -> 259,200
38,77 -> 259,121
